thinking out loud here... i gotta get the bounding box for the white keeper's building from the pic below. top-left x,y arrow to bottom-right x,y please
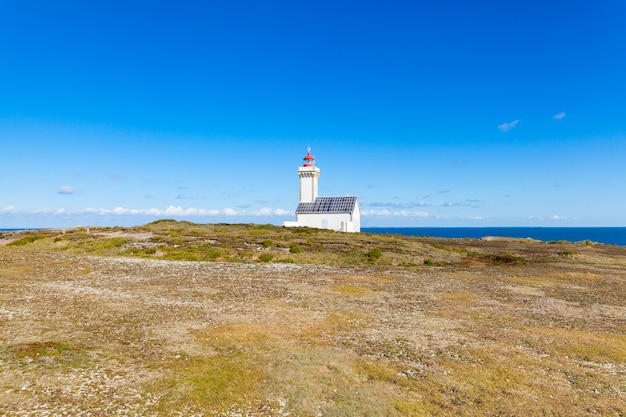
283,149 -> 360,233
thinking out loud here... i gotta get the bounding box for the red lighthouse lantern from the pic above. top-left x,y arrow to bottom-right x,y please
303,148 -> 315,167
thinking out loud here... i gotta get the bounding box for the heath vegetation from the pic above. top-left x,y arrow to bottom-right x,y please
0,221 -> 624,416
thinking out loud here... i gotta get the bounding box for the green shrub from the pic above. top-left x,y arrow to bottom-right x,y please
205,248 -> 222,261
431,243 -> 467,254
258,254 -> 274,262
365,248 -> 382,263
424,259 -> 435,266
7,235 -> 45,246
261,240 -> 273,248
278,258 -> 295,263
122,247 -> 159,257
289,244 -> 302,254
484,252 -> 521,265
164,251 -> 199,261
81,237 -> 128,252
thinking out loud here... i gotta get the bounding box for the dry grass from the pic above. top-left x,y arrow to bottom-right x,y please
0,222 -> 625,416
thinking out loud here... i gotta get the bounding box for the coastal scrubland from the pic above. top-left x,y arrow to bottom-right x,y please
0,220 -> 624,416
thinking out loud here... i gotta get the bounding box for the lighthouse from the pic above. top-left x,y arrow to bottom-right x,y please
283,149 -> 360,233
298,148 -> 320,203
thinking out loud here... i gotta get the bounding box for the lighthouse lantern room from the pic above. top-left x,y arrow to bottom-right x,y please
303,150 -> 315,167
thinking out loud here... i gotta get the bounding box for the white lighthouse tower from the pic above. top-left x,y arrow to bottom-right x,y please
298,148 -> 320,203
283,148 -> 360,233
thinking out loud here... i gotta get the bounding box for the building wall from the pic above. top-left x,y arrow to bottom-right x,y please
295,211 -> 359,233
352,203 -> 361,232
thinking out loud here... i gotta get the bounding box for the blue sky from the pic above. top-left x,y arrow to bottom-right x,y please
1,0 -> 625,228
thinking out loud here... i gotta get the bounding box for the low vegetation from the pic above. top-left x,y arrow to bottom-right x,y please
0,221 -> 624,416
6,235 -> 45,247
2,219 -> 603,267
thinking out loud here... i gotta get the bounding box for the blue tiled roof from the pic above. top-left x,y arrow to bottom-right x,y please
295,196 -> 358,214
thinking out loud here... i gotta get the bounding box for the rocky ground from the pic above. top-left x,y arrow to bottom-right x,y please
0,224 -> 625,416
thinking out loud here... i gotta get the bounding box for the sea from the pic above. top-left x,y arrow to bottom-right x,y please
362,227 -> 626,246
3,227 -> 626,246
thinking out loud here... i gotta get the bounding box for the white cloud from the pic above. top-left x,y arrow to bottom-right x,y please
361,209 -> 391,216
255,207 -> 291,216
392,210 -> 429,217
361,209 -> 429,218
271,208 -> 291,216
257,207 -> 273,216
163,206 -> 195,216
498,120 -> 520,132
163,206 -> 228,216
0,205 -> 294,218
367,201 -> 430,209
552,112 -> 566,120
58,185 -> 76,194
550,214 -> 568,220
